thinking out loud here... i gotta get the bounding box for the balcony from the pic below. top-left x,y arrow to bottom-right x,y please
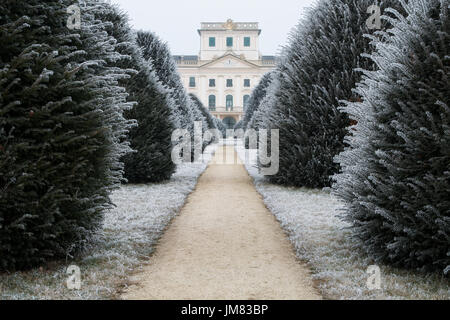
209,106 -> 243,113
174,55 -> 199,66
261,56 -> 277,66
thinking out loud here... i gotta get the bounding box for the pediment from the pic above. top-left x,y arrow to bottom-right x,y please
200,54 -> 259,69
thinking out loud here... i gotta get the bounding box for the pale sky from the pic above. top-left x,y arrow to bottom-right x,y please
110,0 -> 317,56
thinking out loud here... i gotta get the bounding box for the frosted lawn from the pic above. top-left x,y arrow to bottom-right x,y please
235,141 -> 449,300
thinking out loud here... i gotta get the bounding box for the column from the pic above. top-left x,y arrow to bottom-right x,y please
200,75 -> 207,105
218,75 -> 224,114
235,75 -> 242,113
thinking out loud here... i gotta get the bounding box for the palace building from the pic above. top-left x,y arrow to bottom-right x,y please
174,19 -> 276,128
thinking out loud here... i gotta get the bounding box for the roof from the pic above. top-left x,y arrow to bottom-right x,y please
198,20 -> 261,35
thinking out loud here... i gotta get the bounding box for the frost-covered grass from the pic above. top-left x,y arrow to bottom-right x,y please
0,144 -> 217,300
235,141 -> 449,300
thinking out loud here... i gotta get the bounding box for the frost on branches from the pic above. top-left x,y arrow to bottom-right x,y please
0,0 -> 133,270
97,2 -> 176,183
259,0 -> 403,188
334,0 -> 450,274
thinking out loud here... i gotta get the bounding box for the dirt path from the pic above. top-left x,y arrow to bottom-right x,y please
121,145 -> 321,300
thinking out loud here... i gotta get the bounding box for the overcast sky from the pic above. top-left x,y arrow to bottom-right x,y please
110,0 -> 317,56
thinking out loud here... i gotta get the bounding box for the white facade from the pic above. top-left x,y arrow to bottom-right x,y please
175,19 -> 276,128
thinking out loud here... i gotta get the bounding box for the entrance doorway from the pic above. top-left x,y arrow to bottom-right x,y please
222,116 -> 236,129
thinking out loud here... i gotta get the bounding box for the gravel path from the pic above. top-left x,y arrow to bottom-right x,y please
121,145 -> 321,300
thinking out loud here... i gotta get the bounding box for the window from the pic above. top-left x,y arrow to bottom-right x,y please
226,95 -> 233,111
209,79 -> 216,87
209,37 -> 215,47
244,37 -> 251,47
226,79 -> 233,87
243,95 -> 250,111
208,95 -> 216,110
223,117 -> 236,129
189,77 -> 195,87
244,79 -> 251,87
226,37 -> 233,47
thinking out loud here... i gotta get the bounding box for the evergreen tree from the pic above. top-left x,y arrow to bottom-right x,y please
189,93 -> 216,131
246,53 -> 289,149
0,0 -> 132,270
252,71 -> 282,133
234,120 -> 243,131
242,72 -> 272,130
334,0 -> 450,273
188,93 -> 213,149
97,3 -> 176,183
136,31 -> 195,134
189,94 -> 209,134
262,0 -> 403,188
213,117 -> 227,138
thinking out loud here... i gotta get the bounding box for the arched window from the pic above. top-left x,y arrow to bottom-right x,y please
208,95 -> 216,110
226,95 -> 233,111
243,95 -> 250,112
223,117 -> 236,129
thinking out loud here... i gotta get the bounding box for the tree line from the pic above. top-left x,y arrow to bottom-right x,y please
242,0 -> 449,275
0,0 -> 216,270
